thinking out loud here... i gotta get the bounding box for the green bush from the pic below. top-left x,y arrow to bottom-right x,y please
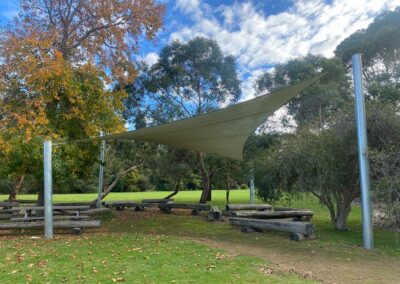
239,184 -> 248,190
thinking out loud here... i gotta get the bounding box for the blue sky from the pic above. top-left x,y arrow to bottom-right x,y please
1,0 -> 399,102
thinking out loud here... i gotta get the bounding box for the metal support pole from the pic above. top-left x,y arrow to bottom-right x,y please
250,169 -> 255,204
43,140 -> 53,239
352,53 -> 373,250
97,139 -> 105,208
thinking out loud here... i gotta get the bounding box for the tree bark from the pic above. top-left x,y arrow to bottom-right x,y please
89,165 -> 137,206
334,191 -> 355,231
8,175 -> 24,201
226,189 -> 230,204
164,177 -> 180,199
198,152 -> 211,203
206,172 -> 213,201
37,183 -> 44,207
334,199 -> 352,230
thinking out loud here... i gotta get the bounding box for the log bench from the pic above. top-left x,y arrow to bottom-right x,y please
229,217 -> 315,241
0,220 -> 100,235
3,199 -> 35,204
103,201 -> 159,211
158,203 -> 210,215
230,210 -> 314,221
208,206 -> 224,221
226,204 -> 272,211
10,215 -> 90,222
142,198 -> 174,204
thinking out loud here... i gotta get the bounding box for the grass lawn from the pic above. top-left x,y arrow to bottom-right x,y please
0,232 -> 311,283
8,189 -> 400,255
1,190 -> 400,283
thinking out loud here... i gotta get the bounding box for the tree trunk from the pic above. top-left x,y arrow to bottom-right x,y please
37,184 -> 44,207
89,165 -> 137,206
206,172 -> 213,201
334,201 -> 352,230
9,175 -> 24,201
198,152 -> 211,203
164,177 -> 180,199
226,189 -> 230,204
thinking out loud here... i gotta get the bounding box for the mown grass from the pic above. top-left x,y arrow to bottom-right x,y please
8,189 -> 400,256
1,190 -> 400,282
0,230 -> 313,283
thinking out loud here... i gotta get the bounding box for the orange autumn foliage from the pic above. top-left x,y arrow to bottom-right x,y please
0,0 -> 165,141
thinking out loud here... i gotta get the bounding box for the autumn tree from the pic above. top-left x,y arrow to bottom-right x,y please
0,0 -> 165,200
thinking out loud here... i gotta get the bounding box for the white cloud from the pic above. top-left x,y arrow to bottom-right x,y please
143,52 -> 159,66
175,0 -> 201,17
170,0 -> 400,103
169,0 -> 400,133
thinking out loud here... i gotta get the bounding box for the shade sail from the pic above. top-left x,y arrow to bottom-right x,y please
102,74 -> 324,160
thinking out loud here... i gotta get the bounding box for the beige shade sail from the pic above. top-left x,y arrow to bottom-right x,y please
102,74 -> 325,160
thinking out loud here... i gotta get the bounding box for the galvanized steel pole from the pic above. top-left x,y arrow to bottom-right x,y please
43,140 -> 53,239
352,53 -> 373,250
97,139 -> 105,208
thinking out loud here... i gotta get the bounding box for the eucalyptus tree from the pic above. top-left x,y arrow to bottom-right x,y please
125,37 -> 241,203
335,7 -> 400,105
255,55 -> 351,128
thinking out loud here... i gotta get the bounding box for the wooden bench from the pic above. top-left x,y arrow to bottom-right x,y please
142,198 -> 174,204
0,201 -> 19,209
225,204 -> 272,211
158,203 -> 210,215
3,199 -> 35,204
103,201 -> 156,211
10,215 -> 90,222
230,210 -> 314,221
0,205 -> 91,221
0,220 -> 100,235
229,217 -> 315,241
208,206 -> 224,221
0,205 -> 98,235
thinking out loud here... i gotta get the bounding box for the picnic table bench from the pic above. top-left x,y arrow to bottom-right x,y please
0,220 -> 100,233
0,201 -> 19,209
1,205 -> 91,217
0,205 -> 99,235
10,215 -> 90,222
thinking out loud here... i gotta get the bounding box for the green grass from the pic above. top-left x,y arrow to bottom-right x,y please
1,190 -> 400,283
6,190 -> 400,256
0,231 -> 312,283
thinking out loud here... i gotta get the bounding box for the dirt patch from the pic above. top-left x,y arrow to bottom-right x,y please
189,237 -> 400,284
